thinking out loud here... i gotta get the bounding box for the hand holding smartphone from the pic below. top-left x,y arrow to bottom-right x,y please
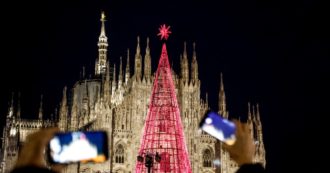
47,131 -> 109,164
199,110 -> 236,145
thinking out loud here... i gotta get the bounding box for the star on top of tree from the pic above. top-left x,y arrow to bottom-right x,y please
157,24 -> 171,40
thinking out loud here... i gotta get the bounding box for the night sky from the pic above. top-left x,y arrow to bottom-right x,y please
0,0 -> 326,172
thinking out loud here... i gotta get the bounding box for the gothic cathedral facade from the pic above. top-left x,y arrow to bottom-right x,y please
0,12 -> 265,173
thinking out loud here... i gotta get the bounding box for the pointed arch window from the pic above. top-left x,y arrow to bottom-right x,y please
203,149 -> 212,167
115,144 -> 125,164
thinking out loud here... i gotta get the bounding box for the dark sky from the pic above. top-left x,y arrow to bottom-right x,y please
0,0 -> 326,172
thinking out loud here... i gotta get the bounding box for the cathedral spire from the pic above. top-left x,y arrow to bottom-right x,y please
183,41 -> 187,58
193,42 -> 196,58
60,87 -> 67,114
134,36 -> 142,81
181,42 -> 189,83
118,56 -> 123,87
218,73 -> 227,117
125,49 -> 130,84
252,104 -> 256,126
103,62 -> 111,102
247,102 -> 254,141
256,103 -> 261,122
38,95 -> 43,120
95,11 -> 109,75
144,37 -> 151,82
59,86 -> 68,130
190,42 -> 198,84
100,11 -> 106,37
7,92 -> 14,119
255,103 -> 265,162
256,104 -> 264,139
112,64 -> 116,95
248,102 -> 252,119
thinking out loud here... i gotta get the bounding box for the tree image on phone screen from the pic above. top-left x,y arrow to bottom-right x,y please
49,131 -> 108,164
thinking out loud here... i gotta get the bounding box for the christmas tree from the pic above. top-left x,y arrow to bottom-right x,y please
135,24 -> 192,173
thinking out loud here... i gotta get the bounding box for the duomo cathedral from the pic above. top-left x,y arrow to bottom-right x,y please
0,12 -> 265,173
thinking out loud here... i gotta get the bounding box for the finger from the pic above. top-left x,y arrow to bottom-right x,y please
232,119 -> 242,134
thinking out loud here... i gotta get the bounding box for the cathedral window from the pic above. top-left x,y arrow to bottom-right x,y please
203,149 -> 212,167
115,144 -> 125,164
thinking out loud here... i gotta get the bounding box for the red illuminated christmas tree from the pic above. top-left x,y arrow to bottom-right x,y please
135,24 -> 192,173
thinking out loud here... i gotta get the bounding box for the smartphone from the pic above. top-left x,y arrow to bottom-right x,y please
47,131 -> 109,164
199,110 -> 236,145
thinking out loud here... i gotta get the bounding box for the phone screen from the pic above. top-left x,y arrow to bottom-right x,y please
48,131 -> 109,164
199,111 -> 236,145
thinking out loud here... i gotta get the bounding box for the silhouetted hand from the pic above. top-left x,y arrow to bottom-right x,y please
223,120 -> 255,166
14,127 -> 65,172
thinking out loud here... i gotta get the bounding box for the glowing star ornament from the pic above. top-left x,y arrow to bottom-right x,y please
157,24 -> 172,40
